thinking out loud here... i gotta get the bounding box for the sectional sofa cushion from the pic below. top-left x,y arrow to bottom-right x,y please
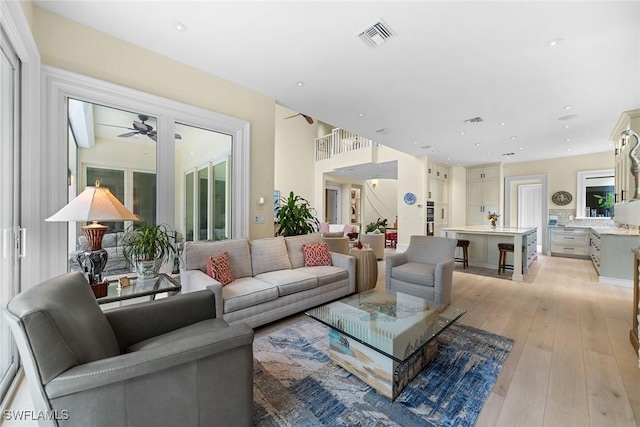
222,277 -> 279,313
250,236 -> 291,275
284,233 -> 322,269
206,252 -> 234,285
183,238 -> 253,279
302,243 -> 333,267
254,270 -> 318,296
298,265 -> 349,287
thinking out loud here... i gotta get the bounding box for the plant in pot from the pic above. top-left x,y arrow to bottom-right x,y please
365,221 -> 385,234
121,223 -> 178,279
274,191 -> 319,236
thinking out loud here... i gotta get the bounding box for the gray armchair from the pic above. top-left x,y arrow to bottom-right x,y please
385,235 -> 457,308
5,272 -> 254,427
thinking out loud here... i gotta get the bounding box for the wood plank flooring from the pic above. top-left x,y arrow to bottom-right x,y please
3,253 -> 639,427
452,254 -> 639,426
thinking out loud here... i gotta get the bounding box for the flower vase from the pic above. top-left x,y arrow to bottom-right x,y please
491,221 -> 497,229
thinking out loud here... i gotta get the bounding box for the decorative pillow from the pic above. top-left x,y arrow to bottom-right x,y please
319,222 -> 330,233
206,252 -> 234,285
343,224 -> 354,234
302,243 -> 333,267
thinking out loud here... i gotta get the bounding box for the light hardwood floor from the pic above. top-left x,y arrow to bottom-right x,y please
3,253 -> 639,426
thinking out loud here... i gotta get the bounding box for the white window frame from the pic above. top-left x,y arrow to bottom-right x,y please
41,66 -> 250,275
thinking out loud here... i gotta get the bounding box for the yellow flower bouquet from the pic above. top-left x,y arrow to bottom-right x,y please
487,211 -> 500,228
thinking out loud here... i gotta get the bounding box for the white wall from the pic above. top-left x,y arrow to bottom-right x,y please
362,179 -> 397,228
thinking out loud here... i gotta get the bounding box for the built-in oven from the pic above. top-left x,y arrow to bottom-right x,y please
426,201 -> 435,236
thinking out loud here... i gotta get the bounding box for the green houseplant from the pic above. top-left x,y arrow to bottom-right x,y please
122,223 -> 178,278
274,191 -> 319,236
365,221 -> 385,234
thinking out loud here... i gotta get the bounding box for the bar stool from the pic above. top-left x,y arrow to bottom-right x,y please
455,239 -> 469,269
497,243 -> 514,274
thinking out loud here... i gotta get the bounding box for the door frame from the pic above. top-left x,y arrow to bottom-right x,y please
325,185 -> 341,224
504,174 -> 549,254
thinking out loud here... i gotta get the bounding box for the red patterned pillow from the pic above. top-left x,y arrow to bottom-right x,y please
206,252 -> 234,285
302,243 -> 333,267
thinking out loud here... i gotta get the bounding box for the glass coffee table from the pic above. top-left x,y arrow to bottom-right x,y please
306,290 -> 466,400
96,273 -> 181,305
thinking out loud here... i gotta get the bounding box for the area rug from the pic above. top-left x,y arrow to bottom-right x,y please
253,318 -> 513,426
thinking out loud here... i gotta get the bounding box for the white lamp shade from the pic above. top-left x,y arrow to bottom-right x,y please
46,185 -> 139,222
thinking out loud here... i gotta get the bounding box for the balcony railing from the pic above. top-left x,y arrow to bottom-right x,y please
315,128 -> 374,160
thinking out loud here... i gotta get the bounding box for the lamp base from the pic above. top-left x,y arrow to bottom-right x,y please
77,249 -> 108,284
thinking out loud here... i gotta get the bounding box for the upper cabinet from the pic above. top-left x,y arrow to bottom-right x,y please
610,109 -> 640,224
466,165 -> 501,225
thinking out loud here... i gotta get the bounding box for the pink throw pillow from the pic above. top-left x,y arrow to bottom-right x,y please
206,252 -> 234,285
342,224 -> 354,234
302,243 -> 333,267
319,222 -> 330,233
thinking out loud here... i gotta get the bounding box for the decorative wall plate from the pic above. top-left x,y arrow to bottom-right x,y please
403,192 -> 416,205
552,191 -> 572,206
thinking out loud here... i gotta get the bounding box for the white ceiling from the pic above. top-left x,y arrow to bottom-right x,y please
37,1 -> 640,167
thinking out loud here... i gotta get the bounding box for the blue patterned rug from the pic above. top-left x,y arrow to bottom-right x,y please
253,318 -> 513,427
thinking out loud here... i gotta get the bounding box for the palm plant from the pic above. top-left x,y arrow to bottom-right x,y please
274,191 -> 319,236
122,223 -> 178,277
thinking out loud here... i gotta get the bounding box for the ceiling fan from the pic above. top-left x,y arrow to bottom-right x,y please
99,114 -> 182,141
284,113 -> 314,124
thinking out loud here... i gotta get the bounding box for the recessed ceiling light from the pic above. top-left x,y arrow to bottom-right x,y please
432,150 -> 438,153
563,105 -> 574,110
564,125 -> 570,129
413,141 -> 418,144
565,138 -> 571,142
459,131 -> 465,135
474,143 -> 480,146
174,21 -> 187,32
359,113 -> 365,117
296,81 -> 305,87
567,148 -> 571,151
510,136 -> 518,140
519,147 -> 524,150
548,37 -> 563,47
499,122 -> 505,126
447,157 -> 451,161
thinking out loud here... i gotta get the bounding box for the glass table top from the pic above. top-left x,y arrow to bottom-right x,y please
306,290 -> 466,363
97,273 -> 181,304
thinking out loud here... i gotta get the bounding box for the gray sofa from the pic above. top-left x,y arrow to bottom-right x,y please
5,272 -> 254,427
180,233 -> 355,328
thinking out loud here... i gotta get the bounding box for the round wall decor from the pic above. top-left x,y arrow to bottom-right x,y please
403,192 -> 417,205
552,191 -> 572,206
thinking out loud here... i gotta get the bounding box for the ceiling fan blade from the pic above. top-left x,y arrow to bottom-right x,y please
98,123 -> 135,130
118,132 -> 139,138
175,133 -> 182,140
283,113 -> 302,120
148,133 -> 157,142
302,114 -> 314,124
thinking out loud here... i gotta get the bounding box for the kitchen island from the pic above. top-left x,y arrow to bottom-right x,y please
441,226 -> 538,282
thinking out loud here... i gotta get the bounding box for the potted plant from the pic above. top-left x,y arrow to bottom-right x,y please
274,191 -> 319,236
122,223 -> 178,278
365,220 -> 386,234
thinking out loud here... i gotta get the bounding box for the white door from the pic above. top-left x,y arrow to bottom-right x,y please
518,184 -> 543,250
0,30 -> 21,399
325,186 -> 340,224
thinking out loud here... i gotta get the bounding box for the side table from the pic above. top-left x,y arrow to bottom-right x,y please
349,247 -> 378,292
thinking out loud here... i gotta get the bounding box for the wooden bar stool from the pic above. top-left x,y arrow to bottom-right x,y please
455,239 -> 469,268
497,243 -> 514,274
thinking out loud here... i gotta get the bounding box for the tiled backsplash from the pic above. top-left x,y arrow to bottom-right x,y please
549,209 -> 617,227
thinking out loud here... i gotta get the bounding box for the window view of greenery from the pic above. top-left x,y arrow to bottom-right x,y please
585,176 -> 614,217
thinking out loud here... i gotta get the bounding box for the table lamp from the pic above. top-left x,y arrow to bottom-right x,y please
46,181 -> 139,284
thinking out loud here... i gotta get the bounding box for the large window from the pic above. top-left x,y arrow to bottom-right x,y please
577,169 -> 614,218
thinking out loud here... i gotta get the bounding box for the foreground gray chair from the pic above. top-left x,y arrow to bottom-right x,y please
5,272 -> 254,427
385,235 -> 457,308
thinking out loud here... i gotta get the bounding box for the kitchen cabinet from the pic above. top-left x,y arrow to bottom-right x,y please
631,250 -> 639,360
589,228 -> 638,284
428,160 -> 450,236
467,165 -> 500,225
550,227 -> 589,258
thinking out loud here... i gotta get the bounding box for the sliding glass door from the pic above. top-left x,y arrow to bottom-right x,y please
0,28 -> 20,399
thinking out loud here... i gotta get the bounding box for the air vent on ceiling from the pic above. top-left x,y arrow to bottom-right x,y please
376,128 -> 391,135
357,19 -> 396,48
464,117 -> 484,123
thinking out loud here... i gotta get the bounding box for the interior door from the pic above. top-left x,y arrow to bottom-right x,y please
518,183 -> 543,251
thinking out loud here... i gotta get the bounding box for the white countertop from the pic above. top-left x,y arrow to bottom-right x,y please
442,225 -> 537,235
549,225 -> 639,236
